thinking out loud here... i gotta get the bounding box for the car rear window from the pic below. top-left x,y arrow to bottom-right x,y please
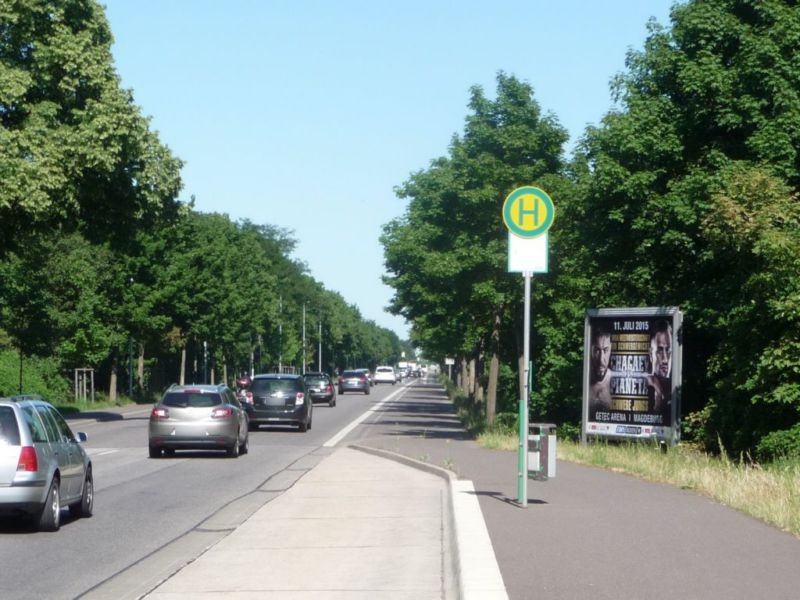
0,406 -> 20,446
376,367 -> 392,373
342,371 -> 362,378
251,379 -> 302,394
304,377 -> 327,385
162,392 -> 223,408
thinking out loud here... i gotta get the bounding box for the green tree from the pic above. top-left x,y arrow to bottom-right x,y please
383,73 -> 570,424
0,0 -> 182,253
573,0 -> 800,452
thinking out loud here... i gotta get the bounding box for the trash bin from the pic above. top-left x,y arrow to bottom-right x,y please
528,423 -> 557,480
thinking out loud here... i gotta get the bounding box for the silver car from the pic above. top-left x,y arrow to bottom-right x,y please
0,395 -> 93,532
148,384 -> 249,458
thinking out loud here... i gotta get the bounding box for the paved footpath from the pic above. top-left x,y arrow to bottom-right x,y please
143,447 -> 454,599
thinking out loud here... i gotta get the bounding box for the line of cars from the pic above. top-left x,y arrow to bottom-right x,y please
147,371 -> 339,458
0,371 -> 342,532
336,365 -> 401,394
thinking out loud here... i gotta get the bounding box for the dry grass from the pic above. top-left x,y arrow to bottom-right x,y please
477,432 -> 800,538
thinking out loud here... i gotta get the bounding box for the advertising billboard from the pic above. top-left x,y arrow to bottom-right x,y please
582,308 -> 682,444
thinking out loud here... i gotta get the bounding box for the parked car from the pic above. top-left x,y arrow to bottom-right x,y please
303,372 -> 337,407
338,369 -> 371,395
246,374 -> 312,431
148,384 -> 249,458
0,394 -> 93,532
373,366 -> 397,385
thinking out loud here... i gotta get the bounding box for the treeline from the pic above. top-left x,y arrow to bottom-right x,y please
0,0 -> 404,401
382,0 -> 800,460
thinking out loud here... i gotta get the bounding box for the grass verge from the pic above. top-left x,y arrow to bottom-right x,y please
447,380 -> 800,537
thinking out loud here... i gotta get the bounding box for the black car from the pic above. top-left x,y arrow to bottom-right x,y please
246,374 -> 312,431
303,372 -> 337,407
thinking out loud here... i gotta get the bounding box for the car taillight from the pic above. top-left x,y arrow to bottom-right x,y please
151,407 -> 169,420
325,384 -> 332,393
17,446 -> 38,472
295,392 -> 305,406
245,391 -> 253,404
212,406 -> 233,419
360,376 -> 367,383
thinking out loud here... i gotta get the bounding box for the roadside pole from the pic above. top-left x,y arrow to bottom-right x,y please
517,271 -> 532,506
503,186 -> 554,508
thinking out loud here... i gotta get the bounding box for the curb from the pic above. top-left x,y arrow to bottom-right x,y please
350,444 -> 509,600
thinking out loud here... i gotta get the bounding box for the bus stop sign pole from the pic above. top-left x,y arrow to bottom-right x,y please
503,186 -> 554,509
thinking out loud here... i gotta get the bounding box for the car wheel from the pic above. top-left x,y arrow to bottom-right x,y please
298,420 -> 308,432
227,433 -> 241,457
364,387 -> 370,395
69,468 -> 94,519
240,433 -> 249,455
34,478 -> 61,532
329,397 -> 335,407
338,388 -> 344,395
149,445 -> 161,458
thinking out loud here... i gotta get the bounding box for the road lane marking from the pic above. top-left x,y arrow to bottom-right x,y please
323,382 -> 411,447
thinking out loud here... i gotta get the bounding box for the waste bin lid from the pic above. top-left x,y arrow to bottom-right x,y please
529,423 -> 557,434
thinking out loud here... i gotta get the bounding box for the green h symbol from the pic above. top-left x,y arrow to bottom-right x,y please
517,196 -> 539,228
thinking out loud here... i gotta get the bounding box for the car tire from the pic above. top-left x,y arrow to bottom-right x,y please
34,479 -> 61,532
364,387 -> 370,395
239,433 -> 249,455
329,397 -> 335,407
298,420 -> 308,432
69,468 -> 94,519
338,388 -> 344,395
149,445 -> 161,458
227,433 -> 241,458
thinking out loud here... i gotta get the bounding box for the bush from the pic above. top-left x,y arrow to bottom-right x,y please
756,424 -> 800,462
0,350 -> 71,404
492,412 -> 518,434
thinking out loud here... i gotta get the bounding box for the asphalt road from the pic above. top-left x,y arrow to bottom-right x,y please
0,379 -> 407,600
5,377 -> 799,600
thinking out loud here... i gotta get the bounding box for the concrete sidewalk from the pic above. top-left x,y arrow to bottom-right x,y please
142,447 -> 470,599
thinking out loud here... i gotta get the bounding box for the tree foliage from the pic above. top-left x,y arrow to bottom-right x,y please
0,0 -> 182,252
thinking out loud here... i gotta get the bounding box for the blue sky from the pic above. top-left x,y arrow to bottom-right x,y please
102,0 -> 676,338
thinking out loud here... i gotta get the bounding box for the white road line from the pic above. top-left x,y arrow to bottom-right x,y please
323,382 -> 411,447
452,479 -> 509,599
87,449 -> 120,456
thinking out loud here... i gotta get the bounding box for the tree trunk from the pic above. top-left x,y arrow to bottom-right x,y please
180,345 -> 186,385
486,312 -> 501,426
109,355 -> 118,403
460,357 -> 468,394
223,362 -> 228,386
137,342 -> 145,391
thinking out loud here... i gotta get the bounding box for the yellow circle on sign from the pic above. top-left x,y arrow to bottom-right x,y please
502,187 -> 555,238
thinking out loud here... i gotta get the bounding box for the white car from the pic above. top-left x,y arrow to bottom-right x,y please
373,366 -> 397,385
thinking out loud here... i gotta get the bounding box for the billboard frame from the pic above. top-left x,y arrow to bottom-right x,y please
581,307 -> 683,446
